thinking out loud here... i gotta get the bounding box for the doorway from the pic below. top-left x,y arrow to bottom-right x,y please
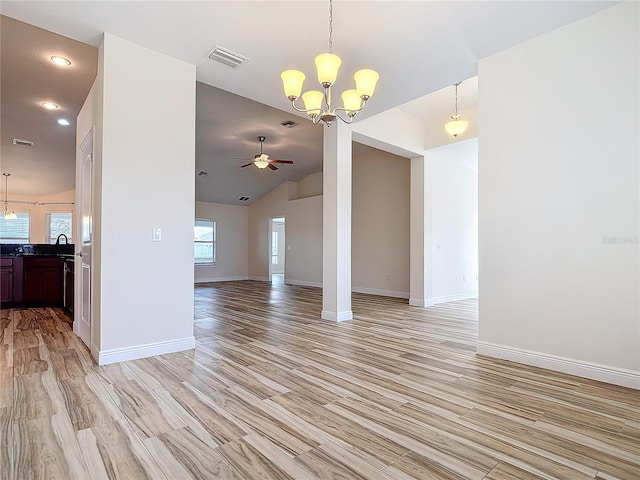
270,217 -> 285,284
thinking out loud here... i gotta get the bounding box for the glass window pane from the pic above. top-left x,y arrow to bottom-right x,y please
194,219 -> 215,264
47,212 -> 73,244
0,212 -> 30,243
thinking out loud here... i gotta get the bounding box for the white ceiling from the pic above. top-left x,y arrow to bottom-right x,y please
0,1 -> 618,204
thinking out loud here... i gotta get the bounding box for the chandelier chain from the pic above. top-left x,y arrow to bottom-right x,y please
454,81 -> 461,115
328,0 -> 333,52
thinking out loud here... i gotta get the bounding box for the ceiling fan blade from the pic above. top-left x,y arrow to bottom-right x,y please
240,163 -> 254,168
271,159 -> 294,164
268,163 -> 278,170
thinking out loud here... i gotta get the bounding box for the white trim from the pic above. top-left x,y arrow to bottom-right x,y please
352,286 -> 409,299
91,343 -> 100,363
431,291 -> 478,305
97,337 -> 196,366
477,341 -> 640,390
249,276 -> 270,282
286,279 -> 322,288
321,310 -> 353,322
194,276 -> 248,283
409,298 -> 435,307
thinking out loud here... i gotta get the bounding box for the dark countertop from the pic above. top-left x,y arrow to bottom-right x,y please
1,253 -> 74,260
1,243 -> 74,258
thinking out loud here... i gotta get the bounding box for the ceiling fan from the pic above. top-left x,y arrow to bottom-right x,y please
233,136 -> 294,170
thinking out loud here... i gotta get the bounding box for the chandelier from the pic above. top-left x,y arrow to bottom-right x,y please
280,0 -> 379,126
2,173 -> 17,220
444,81 -> 469,138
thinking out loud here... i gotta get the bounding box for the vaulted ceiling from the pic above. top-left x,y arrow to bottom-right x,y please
0,1 -> 618,204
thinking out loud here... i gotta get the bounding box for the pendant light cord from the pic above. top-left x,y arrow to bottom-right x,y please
454,81 -> 462,116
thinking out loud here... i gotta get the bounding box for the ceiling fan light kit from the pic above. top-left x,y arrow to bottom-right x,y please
235,136 -> 294,171
280,0 -> 379,126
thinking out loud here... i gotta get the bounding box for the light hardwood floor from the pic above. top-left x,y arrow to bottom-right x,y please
1,280 -> 639,479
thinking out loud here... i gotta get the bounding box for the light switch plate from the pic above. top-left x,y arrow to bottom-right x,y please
152,227 -> 162,242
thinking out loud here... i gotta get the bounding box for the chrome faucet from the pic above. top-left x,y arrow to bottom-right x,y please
55,233 -> 68,245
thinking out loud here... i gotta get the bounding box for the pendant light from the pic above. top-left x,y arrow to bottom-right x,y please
280,0 -> 379,126
444,81 -> 469,138
2,173 -> 17,220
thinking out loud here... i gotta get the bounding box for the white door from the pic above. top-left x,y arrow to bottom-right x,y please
75,130 -> 93,348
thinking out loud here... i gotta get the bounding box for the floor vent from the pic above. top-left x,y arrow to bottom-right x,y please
208,46 -> 248,68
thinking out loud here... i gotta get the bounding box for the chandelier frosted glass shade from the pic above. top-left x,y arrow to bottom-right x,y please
281,70 -> 306,99
315,53 -> 342,85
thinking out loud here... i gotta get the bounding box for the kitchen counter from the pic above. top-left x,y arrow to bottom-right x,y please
0,244 -> 75,309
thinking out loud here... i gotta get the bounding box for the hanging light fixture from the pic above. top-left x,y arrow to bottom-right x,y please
444,81 -> 469,138
2,173 -> 17,220
280,0 -> 379,126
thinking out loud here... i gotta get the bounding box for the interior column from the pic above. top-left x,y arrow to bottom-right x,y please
322,122 -> 353,321
410,155 -> 433,306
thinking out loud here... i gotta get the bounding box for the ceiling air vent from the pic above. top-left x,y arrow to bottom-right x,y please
13,138 -> 35,147
208,46 -> 248,69
197,170 -> 210,177
281,120 -> 298,128
238,196 -> 250,202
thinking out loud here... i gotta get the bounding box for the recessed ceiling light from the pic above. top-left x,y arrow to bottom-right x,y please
41,102 -> 59,110
57,118 -> 70,126
51,55 -> 71,66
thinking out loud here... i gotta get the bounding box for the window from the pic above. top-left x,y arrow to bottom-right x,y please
0,212 -> 30,244
47,212 -> 73,244
194,219 -> 215,264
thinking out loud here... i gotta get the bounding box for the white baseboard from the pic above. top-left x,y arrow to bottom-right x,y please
409,298 -> 435,307
195,276 -> 248,283
286,279 -> 322,288
352,286 -> 409,299
431,291 -> 478,305
477,341 -> 640,390
97,336 -> 196,366
249,276 -> 270,282
321,310 -> 353,322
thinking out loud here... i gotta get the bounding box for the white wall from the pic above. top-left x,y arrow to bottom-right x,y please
429,138 -> 478,302
195,201 -> 248,282
286,195 -> 323,286
96,34 -> 196,363
352,150 -> 410,298
297,172 -> 322,198
7,190 -> 75,244
248,182 -> 294,281
478,2 -> 639,388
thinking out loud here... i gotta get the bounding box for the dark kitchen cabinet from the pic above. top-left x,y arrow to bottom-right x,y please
23,257 -> 63,306
0,259 -> 13,303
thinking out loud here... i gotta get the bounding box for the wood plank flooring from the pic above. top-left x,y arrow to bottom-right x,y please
1,281 -> 639,479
